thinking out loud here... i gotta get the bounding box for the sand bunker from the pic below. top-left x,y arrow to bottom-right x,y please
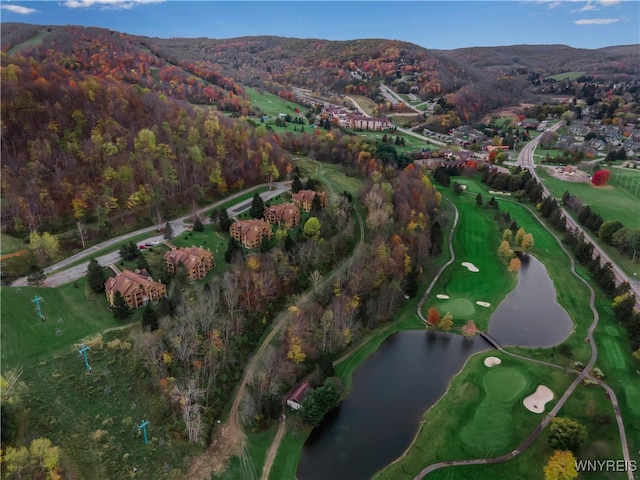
523,385 -> 554,413
488,190 -> 512,196
476,301 -> 491,307
462,262 -> 479,272
484,356 -> 502,367
436,294 -> 450,299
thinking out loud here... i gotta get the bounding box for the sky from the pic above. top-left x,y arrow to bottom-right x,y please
0,0 -> 638,50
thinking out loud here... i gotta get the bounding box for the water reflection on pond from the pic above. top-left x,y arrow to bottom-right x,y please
298,254 -> 572,479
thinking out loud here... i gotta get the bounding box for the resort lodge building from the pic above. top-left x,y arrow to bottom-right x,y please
264,203 -> 301,229
105,267 -> 166,309
292,190 -> 327,212
229,219 -> 274,249
163,244 -> 215,283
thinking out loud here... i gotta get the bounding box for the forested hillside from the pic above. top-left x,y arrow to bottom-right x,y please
0,54 -> 290,240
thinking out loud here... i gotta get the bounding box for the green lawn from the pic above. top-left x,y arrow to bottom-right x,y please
212,425 -> 279,480
421,189 -> 515,330
545,71 -> 586,81
268,419 -> 311,480
375,352 -> 574,479
1,232 -> 27,256
536,168 -> 640,229
609,167 -> 640,199
0,279 -> 123,371
245,87 -> 308,119
6,29 -> 51,56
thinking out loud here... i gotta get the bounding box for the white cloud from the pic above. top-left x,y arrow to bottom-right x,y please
63,0 -> 163,10
574,17 -> 620,24
1,4 -> 38,14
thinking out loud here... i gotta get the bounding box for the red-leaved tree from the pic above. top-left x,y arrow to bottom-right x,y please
427,307 -> 440,327
591,170 -> 610,186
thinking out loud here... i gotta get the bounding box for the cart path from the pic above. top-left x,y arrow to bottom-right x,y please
412,181 -> 633,480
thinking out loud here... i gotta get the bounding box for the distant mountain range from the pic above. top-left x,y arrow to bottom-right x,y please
2,22 -> 639,121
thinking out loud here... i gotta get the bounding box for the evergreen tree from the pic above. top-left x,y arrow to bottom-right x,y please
250,192 -> 265,219
219,208 -> 232,231
475,193 -> 483,206
163,222 -> 174,240
209,208 -> 220,224
87,258 -> 106,293
292,175 -> 303,193
112,292 -> 131,321
305,177 -> 316,191
225,237 -> 241,263
284,233 -> 295,252
119,241 -> 139,261
193,216 -> 204,232
311,193 -> 323,215
136,254 -> 151,274
141,304 -> 159,331
430,221 -> 443,256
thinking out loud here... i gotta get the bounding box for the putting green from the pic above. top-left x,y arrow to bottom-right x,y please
483,367 -> 528,403
436,298 -> 475,317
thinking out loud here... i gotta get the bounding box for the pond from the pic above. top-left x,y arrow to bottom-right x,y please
487,254 -> 573,347
297,254 -> 573,479
297,332 -> 488,480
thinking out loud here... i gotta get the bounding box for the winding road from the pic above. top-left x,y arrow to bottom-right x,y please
11,182 -> 290,288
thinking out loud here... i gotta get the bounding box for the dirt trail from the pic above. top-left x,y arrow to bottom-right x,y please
187,160 -> 365,479
260,417 -> 286,480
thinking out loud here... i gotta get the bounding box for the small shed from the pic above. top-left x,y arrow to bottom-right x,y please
286,382 -> 311,411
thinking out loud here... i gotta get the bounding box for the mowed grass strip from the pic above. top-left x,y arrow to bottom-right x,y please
422,192 -> 514,329
0,280 -> 120,371
374,352 -> 573,479
245,87 -> 308,118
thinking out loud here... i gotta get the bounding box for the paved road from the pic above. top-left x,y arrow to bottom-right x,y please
517,123 -> 640,309
11,182 -> 290,288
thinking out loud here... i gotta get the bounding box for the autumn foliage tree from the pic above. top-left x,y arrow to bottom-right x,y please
462,320 -> 477,336
591,169 -> 610,186
426,307 -> 441,327
543,450 -> 578,480
508,257 -> 522,272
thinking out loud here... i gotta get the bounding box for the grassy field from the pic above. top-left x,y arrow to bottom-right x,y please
545,71 -> 586,81
268,419 -> 311,480
212,425 -> 279,480
536,168 -> 640,228
18,327 -> 194,479
420,190 -> 515,331
348,95 -> 378,117
1,232 -> 27,256
6,29 -> 51,56
609,167 -> 640,199
353,130 -> 434,154
0,279 -> 125,371
375,352 -> 574,479
245,87 -> 308,119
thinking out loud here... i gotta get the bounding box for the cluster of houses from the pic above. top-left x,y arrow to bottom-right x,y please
322,105 -> 392,131
229,189 -> 326,248
104,242 -> 215,310
105,190 -> 327,310
555,119 -> 640,158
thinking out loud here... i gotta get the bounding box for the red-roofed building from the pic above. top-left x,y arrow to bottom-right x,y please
229,219 -> 273,249
286,382 -> 311,411
292,190 -> 327,212
105,267 -> 166,310
163,245 -> 214,283
264,203 -> 300,229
